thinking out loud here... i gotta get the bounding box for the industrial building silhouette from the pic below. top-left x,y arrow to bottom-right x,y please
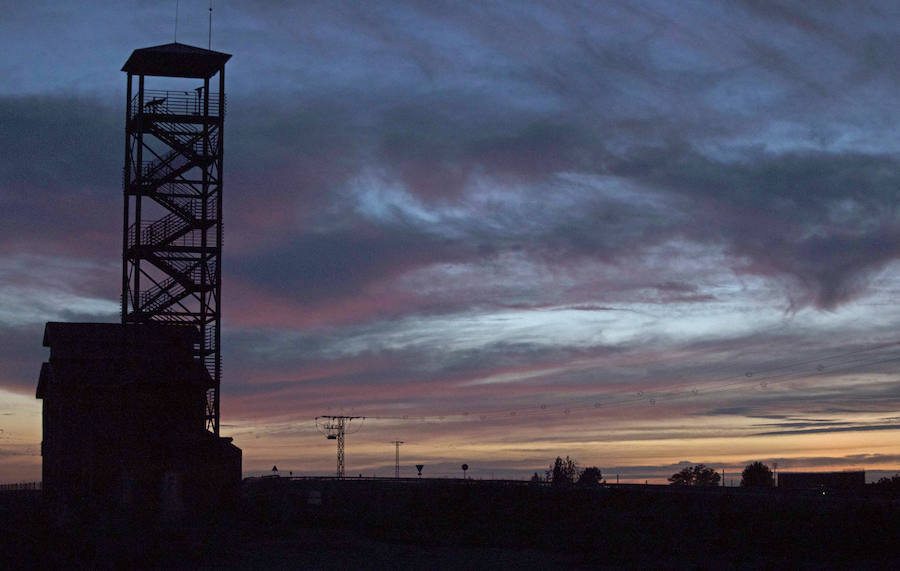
37,322 -> 240,524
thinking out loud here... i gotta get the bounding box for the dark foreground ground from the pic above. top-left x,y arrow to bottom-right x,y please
4,479 -> 900,569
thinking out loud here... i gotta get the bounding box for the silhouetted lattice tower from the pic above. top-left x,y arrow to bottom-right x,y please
121,44 -> 231,435
316,416 -> 364,478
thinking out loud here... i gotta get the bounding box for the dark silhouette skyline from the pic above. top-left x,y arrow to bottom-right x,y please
3,2 -> 900,485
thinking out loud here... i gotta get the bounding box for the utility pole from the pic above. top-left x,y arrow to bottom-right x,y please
391,440 -> 404,478
316,416 -> 363,479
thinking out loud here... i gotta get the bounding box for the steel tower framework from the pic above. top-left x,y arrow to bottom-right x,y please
316,416 -> 363,478
121,44 -> 231,435
391,441 -> 404,478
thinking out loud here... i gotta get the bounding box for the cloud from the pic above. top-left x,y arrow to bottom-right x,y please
614,148 -> 900,309
771,453 -> 900,470
175,2 -> 900,319
226,90 -> 900,315
0,96 -> 119,190
0,96 -> 120,257
0,326 -> 50,392
229,223 -> 466,304
753,423 -> 900,437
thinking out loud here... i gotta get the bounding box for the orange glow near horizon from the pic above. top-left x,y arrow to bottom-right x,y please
4,394 -> 900,484
0,388 -> 42,483
219,403 -> 900,484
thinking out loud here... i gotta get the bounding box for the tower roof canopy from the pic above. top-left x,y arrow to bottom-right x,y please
122,42 -> 231,79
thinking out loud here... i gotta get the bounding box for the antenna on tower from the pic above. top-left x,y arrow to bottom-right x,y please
174,0 -> 179,43
208,0 -> 213,49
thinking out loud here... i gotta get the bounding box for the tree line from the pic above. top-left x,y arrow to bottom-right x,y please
531,456 -> 604,487
669,461 -> 775,487
536,458 -> 900,490
667,461 -> 775,487
535,458 -> 778,487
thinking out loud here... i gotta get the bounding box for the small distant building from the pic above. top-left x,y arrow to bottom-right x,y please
37,322 -> 241,525
778,471 -> 865,490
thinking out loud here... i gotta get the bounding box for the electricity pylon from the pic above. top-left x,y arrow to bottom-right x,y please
315,416 -> 363,478
391,441 -> 404,478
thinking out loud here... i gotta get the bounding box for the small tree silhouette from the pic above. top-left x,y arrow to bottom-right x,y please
740,461 -> 774,487
668,464 -> 720,486
546,456 -> 579,487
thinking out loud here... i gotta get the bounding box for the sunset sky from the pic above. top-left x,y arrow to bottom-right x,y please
3,1 -> 900,484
